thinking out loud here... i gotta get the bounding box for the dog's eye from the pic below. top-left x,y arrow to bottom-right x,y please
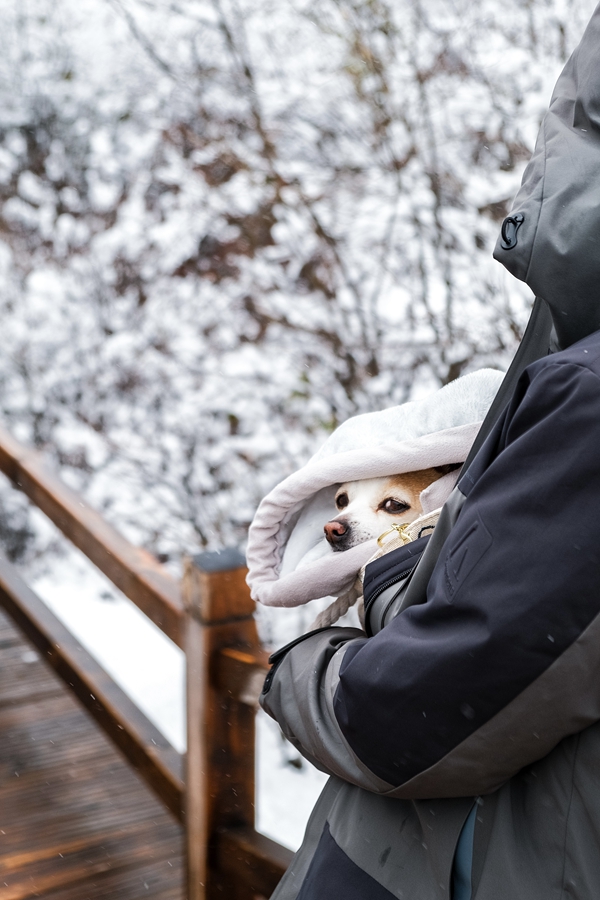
381,498 -> 410,514
336,492 -> 349,510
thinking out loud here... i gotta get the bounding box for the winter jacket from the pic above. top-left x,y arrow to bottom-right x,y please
260,4 -> 600,898
262,333 -> 600,899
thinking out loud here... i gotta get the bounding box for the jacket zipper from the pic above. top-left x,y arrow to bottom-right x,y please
364,564 -> 418,633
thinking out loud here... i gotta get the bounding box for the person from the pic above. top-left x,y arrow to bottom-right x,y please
259,5 -> 600,898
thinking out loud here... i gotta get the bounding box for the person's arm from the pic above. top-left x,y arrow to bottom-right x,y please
262,356 -> 600,797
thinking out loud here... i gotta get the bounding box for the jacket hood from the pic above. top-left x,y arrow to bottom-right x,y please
494,1 -> 600,350
246,369 -> 503,608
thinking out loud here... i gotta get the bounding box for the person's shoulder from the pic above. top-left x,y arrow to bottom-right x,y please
529,328 -> 600,381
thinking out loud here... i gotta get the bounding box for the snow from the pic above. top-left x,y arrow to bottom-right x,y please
256,710 -> 328,850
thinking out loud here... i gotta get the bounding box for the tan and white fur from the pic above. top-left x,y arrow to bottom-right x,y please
323,466 -> 458,552
313,465 -> 461,629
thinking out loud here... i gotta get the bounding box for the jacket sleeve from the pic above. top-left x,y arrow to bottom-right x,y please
493,0 -> 600,350
262,356 -> 600,798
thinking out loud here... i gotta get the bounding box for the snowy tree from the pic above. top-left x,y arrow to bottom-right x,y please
0,0 -> 593,567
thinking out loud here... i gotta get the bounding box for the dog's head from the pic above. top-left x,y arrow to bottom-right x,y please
324,465 -> 461,551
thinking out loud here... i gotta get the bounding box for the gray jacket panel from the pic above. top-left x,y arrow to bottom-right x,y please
270,777 -> 474,900
263,627 -> 394,793
270,730 -> 600,900
327,790 -> 474,900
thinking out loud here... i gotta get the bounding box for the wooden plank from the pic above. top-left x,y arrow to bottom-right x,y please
33,855 -> 184,900
0,710 -> 173,830
215,827 -> 293,900
0,424 -> 183,646
0,640 -> 64,709
0,608 -> 184,900
184,550 -> 268,900
0,554 -> 184,819
0,822 -> 180,899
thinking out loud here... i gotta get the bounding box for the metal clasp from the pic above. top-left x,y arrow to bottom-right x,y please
377,523 -> 411,547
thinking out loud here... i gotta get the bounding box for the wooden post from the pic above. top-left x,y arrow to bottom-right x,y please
183,549 -> 261,900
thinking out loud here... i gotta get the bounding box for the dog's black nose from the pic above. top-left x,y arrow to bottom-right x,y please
324,519 -> 349,548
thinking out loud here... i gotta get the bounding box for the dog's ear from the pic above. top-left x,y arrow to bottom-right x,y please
433,462 -> 463,476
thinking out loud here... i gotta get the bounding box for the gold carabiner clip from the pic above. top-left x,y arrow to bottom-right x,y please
377,522 -> 411,547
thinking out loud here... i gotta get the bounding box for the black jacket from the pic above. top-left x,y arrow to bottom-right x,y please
263,325 -> 600,900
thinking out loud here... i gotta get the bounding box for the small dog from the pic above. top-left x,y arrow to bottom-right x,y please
324,465 -> 461,551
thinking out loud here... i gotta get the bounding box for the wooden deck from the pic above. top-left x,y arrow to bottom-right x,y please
0,608 -> 184,900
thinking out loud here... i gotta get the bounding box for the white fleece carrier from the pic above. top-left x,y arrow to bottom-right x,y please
246,369 -> 503,610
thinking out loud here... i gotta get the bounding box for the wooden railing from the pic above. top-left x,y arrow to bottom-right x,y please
0,424 -> 293,899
